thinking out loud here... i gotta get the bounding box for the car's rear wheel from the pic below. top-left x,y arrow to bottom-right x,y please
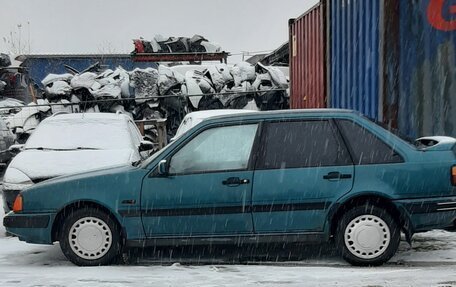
59,207 -> 121,266
336,204 -> 400,266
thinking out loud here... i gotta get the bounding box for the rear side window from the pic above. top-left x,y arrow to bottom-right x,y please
337,120 -> 404,165
256,120 -> 352,169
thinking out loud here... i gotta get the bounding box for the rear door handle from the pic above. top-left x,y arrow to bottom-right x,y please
323,172 -> 352,180
222,177 -> 250,186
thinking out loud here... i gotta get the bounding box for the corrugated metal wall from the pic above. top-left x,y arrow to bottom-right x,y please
290,0 -> 455,138
327,0 -> 382,121
21,56 -> 158,88
289,4 -> 326,109
398,0 -> 456,138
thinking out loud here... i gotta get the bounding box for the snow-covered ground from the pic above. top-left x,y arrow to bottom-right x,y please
1,191 -> 456,286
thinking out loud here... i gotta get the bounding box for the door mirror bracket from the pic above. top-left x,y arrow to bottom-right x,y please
157,160 -> 169,176
139,140 -> 155,152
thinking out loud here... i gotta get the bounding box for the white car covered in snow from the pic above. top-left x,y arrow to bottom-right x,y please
171,109 -> 259,141
2,112 -> 153,212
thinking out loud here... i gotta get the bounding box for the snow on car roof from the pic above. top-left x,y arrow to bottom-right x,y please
42,112 -> 131,122
25,112 -> 135,150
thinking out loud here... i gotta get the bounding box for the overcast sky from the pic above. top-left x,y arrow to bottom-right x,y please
0,0 -> 318,62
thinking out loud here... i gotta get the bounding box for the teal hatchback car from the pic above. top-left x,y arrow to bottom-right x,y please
3,109 -> 456,266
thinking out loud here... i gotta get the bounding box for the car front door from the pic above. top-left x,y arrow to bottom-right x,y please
252,119 -> 354,233
141,123 -> 259,237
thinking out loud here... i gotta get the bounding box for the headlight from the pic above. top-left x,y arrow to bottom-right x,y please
3,167 -> 33,191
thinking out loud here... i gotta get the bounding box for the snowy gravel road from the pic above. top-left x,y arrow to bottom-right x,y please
1,194 -> 456,286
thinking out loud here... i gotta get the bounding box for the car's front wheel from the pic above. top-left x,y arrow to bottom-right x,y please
59,207 -> 122,266
336,204 -> 400,266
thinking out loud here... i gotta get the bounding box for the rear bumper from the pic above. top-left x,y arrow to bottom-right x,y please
395,196 -> 456,232
3,212 -> 55,244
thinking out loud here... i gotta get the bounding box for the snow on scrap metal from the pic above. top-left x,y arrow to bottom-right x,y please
132,35 -> 228,63
133,35 -> 222,54
1,62 -> 289,148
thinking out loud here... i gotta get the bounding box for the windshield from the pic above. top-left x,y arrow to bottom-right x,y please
25,118 -> 132,150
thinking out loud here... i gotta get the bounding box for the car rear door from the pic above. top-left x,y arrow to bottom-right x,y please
252,119 -> 354,233
141,123 -> 259,237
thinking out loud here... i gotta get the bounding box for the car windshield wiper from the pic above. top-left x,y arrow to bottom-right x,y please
25,147 -> 59,151
132,159 -> 142,167
25,147 -> 100,151
75,147 -> 100,150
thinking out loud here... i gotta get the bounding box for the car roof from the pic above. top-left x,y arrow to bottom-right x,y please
42,112 -> 131,123
184,109 -> 259,120
200,109 -> 359,123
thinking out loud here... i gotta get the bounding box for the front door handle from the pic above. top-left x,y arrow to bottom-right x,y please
222,177 -> 250,186
323,172 -> 352,180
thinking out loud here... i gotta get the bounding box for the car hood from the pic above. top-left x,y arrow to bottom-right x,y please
8,149 -> 137,181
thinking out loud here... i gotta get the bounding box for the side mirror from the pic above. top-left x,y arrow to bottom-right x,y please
157,160 -> 169,176
139,140 -> 155,152
8,144 -> 25,155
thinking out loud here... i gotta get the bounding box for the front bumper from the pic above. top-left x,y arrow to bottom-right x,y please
2,189 -> 20,212
395,196 -> 456,232
2,182 -> 33,212
3,211 -> 55,244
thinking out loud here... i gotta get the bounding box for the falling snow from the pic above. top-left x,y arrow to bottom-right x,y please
1,206 -> 456,287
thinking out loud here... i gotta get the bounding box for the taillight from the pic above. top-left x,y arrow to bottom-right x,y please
12,194 -> 23,212
452,166 -> 456,186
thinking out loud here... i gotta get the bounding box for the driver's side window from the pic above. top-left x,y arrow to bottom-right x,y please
169,124 -> 258,174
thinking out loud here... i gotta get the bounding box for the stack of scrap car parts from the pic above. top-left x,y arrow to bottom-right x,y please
2,61 -> 289,148
0,116 -> 15,165
0,54 -> 11,95
0,54 -> 11,68
133,35 -> 222,54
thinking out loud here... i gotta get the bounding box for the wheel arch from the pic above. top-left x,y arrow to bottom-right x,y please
51,200 -> 124,242
327,192 -> 413,242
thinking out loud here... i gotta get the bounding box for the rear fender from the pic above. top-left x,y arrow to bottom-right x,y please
327,192 -> 414,244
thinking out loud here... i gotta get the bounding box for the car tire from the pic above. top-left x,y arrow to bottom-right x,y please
59,207 -> 122,266
336,204 -> 400,266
